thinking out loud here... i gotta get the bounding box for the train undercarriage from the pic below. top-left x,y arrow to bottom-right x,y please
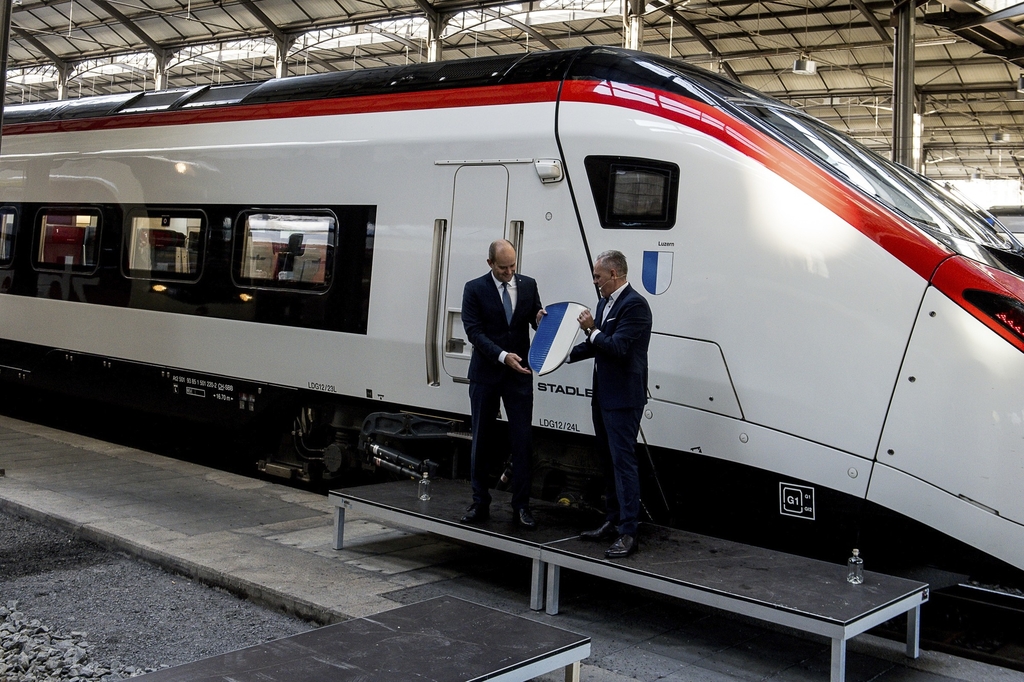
1,341 -> 1020,587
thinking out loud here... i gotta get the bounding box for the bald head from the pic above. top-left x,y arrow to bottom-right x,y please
487,239 -> 517,283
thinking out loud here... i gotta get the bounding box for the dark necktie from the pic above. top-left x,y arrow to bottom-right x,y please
502,283 -> 513,324
598,296 -> 611,328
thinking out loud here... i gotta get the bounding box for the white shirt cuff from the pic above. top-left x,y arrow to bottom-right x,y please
589,329 -> 602,341
498,351 -> 508,364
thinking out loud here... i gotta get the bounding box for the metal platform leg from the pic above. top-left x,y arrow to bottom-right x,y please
546,563 -> 560,615
530,559 -> 546,611
333,506 -> 346,550
830,638 -> 846,682
906,604 -> 920,658
563,660 -> 580,682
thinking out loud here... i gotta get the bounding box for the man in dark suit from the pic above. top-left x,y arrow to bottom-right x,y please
569,250 -> 652,558
461,239 -> 545,528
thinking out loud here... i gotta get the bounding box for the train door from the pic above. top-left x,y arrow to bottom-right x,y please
440,165 -> 509,381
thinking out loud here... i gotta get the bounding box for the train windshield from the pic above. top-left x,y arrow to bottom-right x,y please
731,103 -> 1016,252
613,53 -> 1016,252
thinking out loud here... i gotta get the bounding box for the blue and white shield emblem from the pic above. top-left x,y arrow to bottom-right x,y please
641,251 -> 673,295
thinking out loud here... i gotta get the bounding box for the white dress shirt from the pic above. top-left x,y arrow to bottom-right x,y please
590,280 -> 628,342
492,274 -> 517,364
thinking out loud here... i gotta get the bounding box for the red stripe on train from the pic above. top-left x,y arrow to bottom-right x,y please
0,82 -> 562,136
558,79 -> 952,282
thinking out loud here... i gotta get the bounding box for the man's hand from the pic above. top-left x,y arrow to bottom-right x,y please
504,352 -> 532,375
578,309 -> 595,331
536,308 -> 547,326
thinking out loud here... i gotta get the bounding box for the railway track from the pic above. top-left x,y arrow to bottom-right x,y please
915,583 -> 1024,672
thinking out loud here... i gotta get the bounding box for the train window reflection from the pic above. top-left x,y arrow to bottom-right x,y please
0,210 -> 14,265
735,103 -> 1014,252
238,212 -> 335,289
585,156 -> 678,229
612,168 -> 669,217
125,210 -> 204,280
35,210 -> 100,271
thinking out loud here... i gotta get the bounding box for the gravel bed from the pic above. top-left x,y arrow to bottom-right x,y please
0,509 -> 313,680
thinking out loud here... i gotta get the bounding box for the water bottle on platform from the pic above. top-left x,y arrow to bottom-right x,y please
418,472 -> 431,501
847,549 -> 863,584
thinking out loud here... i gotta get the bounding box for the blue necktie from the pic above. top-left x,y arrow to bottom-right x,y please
502,283 -> 513,325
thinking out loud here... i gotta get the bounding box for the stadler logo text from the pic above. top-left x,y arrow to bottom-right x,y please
537,383 -> 593,398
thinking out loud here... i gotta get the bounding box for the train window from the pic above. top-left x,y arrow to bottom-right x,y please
584,156 -> 679,229
235,211 -> 335,290
124,209 -> 205,281
35,210 -> 101,271
0,210 -> 14,265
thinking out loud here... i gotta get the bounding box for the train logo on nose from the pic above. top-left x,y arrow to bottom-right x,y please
642,251 -> 673,295
779,483 -> 815,520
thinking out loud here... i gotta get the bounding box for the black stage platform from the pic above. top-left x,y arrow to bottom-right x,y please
330,479 -> 929,682
139,596 -> 590,681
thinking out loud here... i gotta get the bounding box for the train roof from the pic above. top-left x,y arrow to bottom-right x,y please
0,47 -> 771,126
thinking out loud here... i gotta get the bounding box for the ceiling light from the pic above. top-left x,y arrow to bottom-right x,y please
792,57 -> 817,75
1018,74 -> 1024,93
914,37 -> 957,47
993,132 -> 1010,143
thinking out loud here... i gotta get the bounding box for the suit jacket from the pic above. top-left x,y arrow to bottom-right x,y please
462,273 -> 543,386
569,283 -> 652,409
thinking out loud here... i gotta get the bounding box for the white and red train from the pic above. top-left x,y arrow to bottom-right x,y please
1,47 -> 1022,576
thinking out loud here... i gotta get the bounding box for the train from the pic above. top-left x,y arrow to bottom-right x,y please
1,46 -> 1023,578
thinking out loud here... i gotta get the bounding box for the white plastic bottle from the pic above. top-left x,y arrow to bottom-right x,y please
418,472 -> 431,501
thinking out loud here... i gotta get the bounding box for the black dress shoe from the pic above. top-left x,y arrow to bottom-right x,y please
460,504 -> 490,524
605,534 -> 637,559
514,508 -> 537,529
580,521 -> 616,541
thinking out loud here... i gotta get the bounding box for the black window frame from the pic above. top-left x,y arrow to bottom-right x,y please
584,156 -> 680,230
0,206 -> 17,267
32,207 -> 103,274
231,209 -> 338,293
121,207 -> 208,283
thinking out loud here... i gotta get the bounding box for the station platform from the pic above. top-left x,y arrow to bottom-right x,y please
330,479 -> 929,682
0,412 -> 1018,682
142,596 -> 591,682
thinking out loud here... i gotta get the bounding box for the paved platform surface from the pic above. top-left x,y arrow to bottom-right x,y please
0,413 -> 1019,682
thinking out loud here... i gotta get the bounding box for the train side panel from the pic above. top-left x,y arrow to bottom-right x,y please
557,98 -> 927,463
0,101 -> 596,431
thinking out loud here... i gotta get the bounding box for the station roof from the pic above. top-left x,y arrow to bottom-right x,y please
3,0 -> 1024,182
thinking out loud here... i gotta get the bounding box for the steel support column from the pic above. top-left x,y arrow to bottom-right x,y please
153,51 -> 172,90
275,37 -> 295,79
0,0 -> 11,148
626,0 -> 644,50
427,15 -> 444,62
892,0 -> 916,168
52,64 -> 73,100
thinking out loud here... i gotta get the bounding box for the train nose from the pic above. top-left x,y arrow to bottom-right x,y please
869,253 -> 1024,571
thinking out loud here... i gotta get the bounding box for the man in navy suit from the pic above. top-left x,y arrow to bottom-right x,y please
569,250 -> 652,558
461,239 -> 545,528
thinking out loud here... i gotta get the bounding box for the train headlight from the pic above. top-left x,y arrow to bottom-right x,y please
963,289 -> 1024,342
932,254 -> 1024,354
